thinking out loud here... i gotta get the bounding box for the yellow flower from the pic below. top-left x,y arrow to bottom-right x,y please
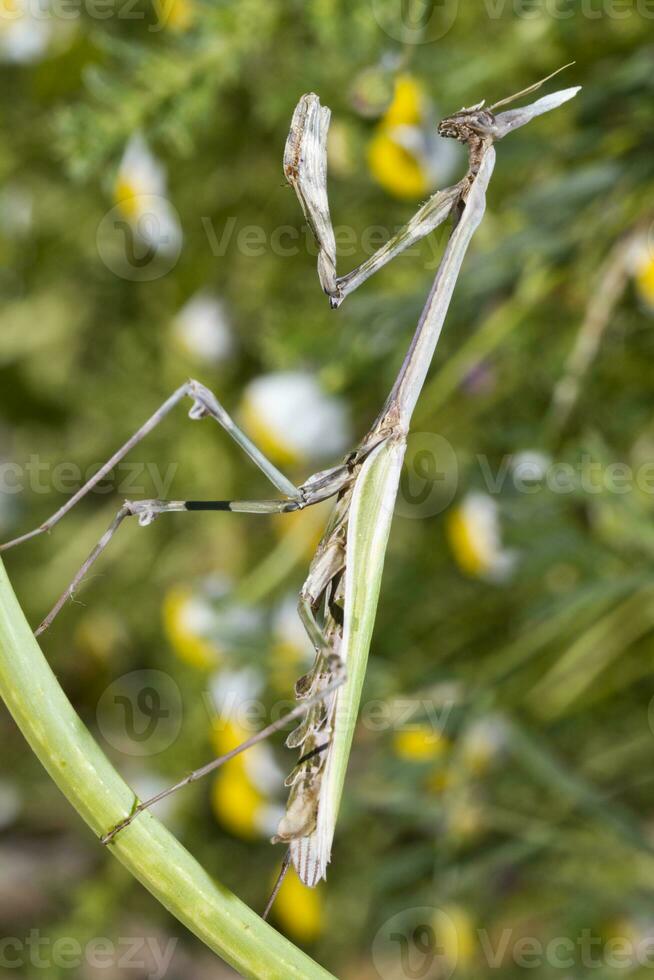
393,724 -> 448,761
272,498 -> 333,561
446,492 -> 516,581
157,0 -> 194,31
270,864 -> 324,943
163,586 -> 222,670
602,915 -> 646,953
209,669 -> 284,840
368,130 -> 429,200
385,75 -> 425,127
435,905 -> 477,971
632,238 -> 654,310
636,259 -> 654,307
367,74 -> 459,201
426,767 -> 454,794
211,717 -> 247,756
211,758 -> 266,841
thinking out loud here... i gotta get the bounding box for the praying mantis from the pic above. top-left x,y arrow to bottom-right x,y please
0,68 -> 580,909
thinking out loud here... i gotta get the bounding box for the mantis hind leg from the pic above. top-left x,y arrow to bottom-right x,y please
35,496 -> 303,636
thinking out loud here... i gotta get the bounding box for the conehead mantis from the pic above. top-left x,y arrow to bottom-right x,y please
1,68 -> 580,908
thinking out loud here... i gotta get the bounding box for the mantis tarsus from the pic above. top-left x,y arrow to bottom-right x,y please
1,68 -> 580,907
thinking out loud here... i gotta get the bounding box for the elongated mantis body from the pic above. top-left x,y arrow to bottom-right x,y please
1,70 -> 579,900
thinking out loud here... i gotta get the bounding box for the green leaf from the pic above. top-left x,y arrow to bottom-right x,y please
0,559 -> 334,980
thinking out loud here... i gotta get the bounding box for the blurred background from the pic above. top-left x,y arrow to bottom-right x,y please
1,1 -> 654,977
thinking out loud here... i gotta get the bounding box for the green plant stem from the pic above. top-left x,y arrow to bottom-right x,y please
0,559 -> 333,980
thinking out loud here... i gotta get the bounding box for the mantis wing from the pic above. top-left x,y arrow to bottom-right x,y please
490,87 -> 581,139
292,434 -> 406,885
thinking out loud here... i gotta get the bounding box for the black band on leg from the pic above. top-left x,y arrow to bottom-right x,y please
185,501 -> 233,511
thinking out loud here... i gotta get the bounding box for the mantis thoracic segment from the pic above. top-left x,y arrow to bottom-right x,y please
1,69 -> 580,904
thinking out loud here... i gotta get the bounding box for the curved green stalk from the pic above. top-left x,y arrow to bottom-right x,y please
0,559 -> 333,980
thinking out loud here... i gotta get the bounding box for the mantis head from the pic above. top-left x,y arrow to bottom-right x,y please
437,105 -> 496,144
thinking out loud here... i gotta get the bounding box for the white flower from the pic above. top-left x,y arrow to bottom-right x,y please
511,450 -> 551,484
272,595 -> 313,663
209,665 -> 264,719
255,801 -> 286,836
446,491 -> 517,581
172,292 -> 233,364
164,576 -> 262,669
461,716 -> 508,774
0,0 -> 52,63
240,371 -> 351,465
114,133 -> 182,255
0,0 -> 75,63
244,745 -> 284,798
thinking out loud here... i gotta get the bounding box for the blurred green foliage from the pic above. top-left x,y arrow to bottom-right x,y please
2,1 -> 654,977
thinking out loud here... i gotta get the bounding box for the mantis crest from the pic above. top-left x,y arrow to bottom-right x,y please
1,69 -> 580,905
